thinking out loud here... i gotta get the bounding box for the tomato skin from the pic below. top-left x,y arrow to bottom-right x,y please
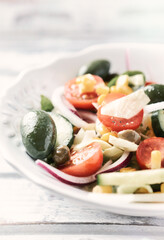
136,137 -> 164,169
60,142 -> 103,177
145,81 -> 156,86
64,75 -> 104,110
97,93 -> 144,132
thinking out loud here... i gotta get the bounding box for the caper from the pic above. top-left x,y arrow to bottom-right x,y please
53,145 -> 70,166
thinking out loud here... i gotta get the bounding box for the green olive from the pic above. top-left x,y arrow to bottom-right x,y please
52,145 -> 70,166
20,110 -> 56,160
78,59 -> 110,80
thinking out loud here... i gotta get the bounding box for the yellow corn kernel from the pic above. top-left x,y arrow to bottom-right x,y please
101,132 -> 118,142
120,167 -> 136,173
134,187 -> 149,194
151,150 -> 161,169
92,185 -> 113,193
76,74 -> 96,93
101,133 -> 111,142
110,85 -> 119,93
97,94 -> 107,105
96,122 -> 111,135
96,84 -> 109,96
160,183 -> 164,193
116,75 -> 129,87
116,86 -> 133,95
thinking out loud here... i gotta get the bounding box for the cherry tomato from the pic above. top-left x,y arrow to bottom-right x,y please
97,93 -> 144,132
136,137 -> 164,169
60,142 -> 103,177
64,75 -> 104,110
145,81 -> 156,86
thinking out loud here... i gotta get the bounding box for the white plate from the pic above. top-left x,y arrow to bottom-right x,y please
1,43 -> 164,217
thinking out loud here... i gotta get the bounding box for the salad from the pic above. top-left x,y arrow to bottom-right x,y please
20,59 -> 164,194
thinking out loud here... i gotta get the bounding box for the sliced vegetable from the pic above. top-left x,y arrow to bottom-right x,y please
117,184 -> 153,194
144,84 -> 164,104
103,146 -> 123,161
107,71 -> 145,89
36,160 -> 96,185
123,70 -> 146,88
108,135 -> 138,152
60,142 -> 103,177
101,89 -> 150,119
118,130 -> 141,144
52,86 -> 88,128
144,102 -> 164,114
36,151 -> 131,185
78,59 -> 110,80
41,95 -> 54,112
136,137 -> 164,169
49,112 -> 74,148
97,168 -> 164,186
151,110 -> 164,137
20,110 -> 56,160
97,152 -> 132,174
77,110 -> 97,123
97,92 -> 144,131
64,75 -> 104,110
73,130 -> 97,151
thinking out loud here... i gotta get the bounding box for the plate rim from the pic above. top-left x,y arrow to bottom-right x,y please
1,42 -> 164,217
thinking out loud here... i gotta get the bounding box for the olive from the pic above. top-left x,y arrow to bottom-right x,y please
20,110 -> 56,160
52,145 -> 70,166
104,73 -> 118,83
78,59 -> 110,80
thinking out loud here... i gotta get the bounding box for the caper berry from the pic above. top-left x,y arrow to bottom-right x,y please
53,145 -> 70,166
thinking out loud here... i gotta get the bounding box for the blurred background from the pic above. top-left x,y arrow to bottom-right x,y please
0,0 -> 164,75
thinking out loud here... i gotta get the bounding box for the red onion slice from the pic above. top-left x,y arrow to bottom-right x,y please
144,102 -> 164,113
97,152 -> 132,175
77,110 -> 97,123
36,152 -> 131,186
36,160 -> 96,185
52,86 -> 88,128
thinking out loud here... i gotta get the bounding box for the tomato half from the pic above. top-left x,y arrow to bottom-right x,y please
64,75 -> 104,110
97,93 -> 144,132
136,137 -> 164,169
60,142 -> 103,177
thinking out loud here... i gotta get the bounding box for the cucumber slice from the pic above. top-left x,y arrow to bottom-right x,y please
97,169 -> 164,186
144,84 -> 164,104
107,71 -> 145,90
50,112 -> 74,148
151,109 -> 164,137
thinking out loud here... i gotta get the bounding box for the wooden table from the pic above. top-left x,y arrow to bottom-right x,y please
1,1 -> 164,239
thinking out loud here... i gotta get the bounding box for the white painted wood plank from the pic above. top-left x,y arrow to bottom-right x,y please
0,234 -> 163,240
0,177 -> 164,225
1,224 -> 164,238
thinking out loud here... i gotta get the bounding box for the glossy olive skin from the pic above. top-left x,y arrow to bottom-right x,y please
144,84 -> 164,104
20,110 -> 56,160
78,59 -> 110,80
52,145 -> 70,166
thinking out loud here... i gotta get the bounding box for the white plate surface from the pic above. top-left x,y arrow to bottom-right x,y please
1,43 -> 164,217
